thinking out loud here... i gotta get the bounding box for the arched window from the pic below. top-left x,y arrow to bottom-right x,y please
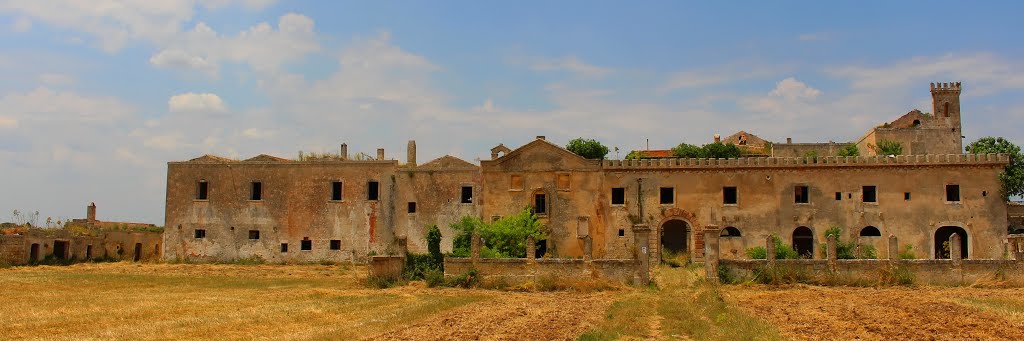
720,226 -> 741,237
859,226 -> 881,237
793,226 -> 814,258
912,119 -> 921,126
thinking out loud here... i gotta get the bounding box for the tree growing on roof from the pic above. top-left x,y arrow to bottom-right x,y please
566,138 -> 610,159
671,142 -> 742,158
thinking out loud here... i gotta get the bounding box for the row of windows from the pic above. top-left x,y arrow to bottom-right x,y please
608,184 -> 968,206
193,229 -> 343,251
195,180 -> 475,204
715,225 -> 882,238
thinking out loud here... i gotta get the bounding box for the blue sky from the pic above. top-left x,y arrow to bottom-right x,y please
1,1 -> 1023,224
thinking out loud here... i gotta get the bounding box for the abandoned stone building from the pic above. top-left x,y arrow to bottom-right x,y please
0,203 -> 163,265
163,82 -> 1015,263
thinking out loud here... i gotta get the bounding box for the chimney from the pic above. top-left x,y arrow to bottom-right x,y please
87,202 -> 97,225
713,134 -> 721,143
536,135 -> 546,140
377,148 -> 385,160
786,137 -> 793,144
340,143 -> 348,160
407,140 -> 417,167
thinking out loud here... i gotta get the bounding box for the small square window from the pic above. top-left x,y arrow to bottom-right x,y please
618,229 -> 625,237
248,230 -> 260,240
461,186 -> 473,203
196,180 -> 209,200
301,238 -> 312,251
331,181 -> 343,201
795,186 -> 809,204
510,175 -> 523,191
723,187 -> 738,205
557,173 -> 571,191
835,192 -> 842,201
862,186 -> 877,203
946,184 -> 960,202
367,181 -> 379,201
408,202 -> 417,213
250,181 -> 262,200
194,229 -> 206,239
280,243 -> 288,252
611,187 -> 625,205
330,240 -> 341,250
904,192 -> 911,201
660,187 -> 674,205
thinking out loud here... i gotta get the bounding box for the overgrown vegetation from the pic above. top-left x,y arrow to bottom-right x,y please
565,138 -> 610,160
671,142 -> 743,159
745,235 -> 799,259
450,208 -> 546,258
877,264 -> 915,286
965,136 -> 1024,199
661,248 -> 690,267
818,226 -> 877,259
899,245 -> 917,260
872,140 -> 903,156
404,225 -> 444,281
837,144 -> 860,157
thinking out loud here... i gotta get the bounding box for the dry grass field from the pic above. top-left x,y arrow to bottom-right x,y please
2,263 -> 1024,340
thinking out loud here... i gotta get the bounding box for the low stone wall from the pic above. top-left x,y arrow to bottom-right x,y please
720,259 -> 1024,286
368,256 -> 405,280
444,257 -> 638,285
0,230 -> 163,265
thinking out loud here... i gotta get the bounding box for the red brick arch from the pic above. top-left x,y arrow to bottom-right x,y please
656,208 -> 704,258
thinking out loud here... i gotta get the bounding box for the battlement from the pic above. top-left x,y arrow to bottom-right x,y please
930,82 -> 961,91
602,153 -> 1008,170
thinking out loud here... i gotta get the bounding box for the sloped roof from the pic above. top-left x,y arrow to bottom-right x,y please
420,155 -> 478,169
723,130 -> 770,146
187,154 -> 236,162
495,138 -> 590,163
244,154 -> 290,162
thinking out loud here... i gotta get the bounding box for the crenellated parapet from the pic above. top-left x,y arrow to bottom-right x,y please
602,153 -> 1008,170
930,81 -> 962,92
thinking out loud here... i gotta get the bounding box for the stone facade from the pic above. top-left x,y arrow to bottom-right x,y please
163,82 -> 1013,263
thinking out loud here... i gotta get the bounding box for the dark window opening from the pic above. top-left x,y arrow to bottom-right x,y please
367,181 -> 379,200
194,229 -> 206,239
660,187 -> 674,205
133,243 -> 142,262
85,245 -> 93,259
793,226 -> 814,259
983,191 -> 988,197
835,192 -> 842,201
795,186 -> 809,204
29,243 -> 39,262
331,181 -> 343,201
248,230 -> 260,240
862,186 -> 877,203
860,226 -> 881,237
723,187 -> 738,205
461,186 -> 473,203
250,181 -> 262,200
848,193 -> 852,199
53,240 -> 68,260
912,119 -> 921,126
196,180 -> 208,200
660,220 -> 689,259
946,184 -> 960,202
330,240 -> 341,250
534,193 -> 547,215
535,240 -> 547,258
280,243 -> 288,252
618,229 -> 625,237
944,102 -> 950,117
408,202 -> 417,213
905,192 -> 911,201
721,226 -> 742,237
301,238 -> 312,251
611,187 -> 625,205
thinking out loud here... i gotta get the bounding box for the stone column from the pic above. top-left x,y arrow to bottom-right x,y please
583,235 -> 593,262
888,235 -> 899,262
949,233 -> 962,266
471,233 -> 481,261
526,235 -> 536,264
766,235 -> 776,267
633,224 -> 651,286
704,225 -> 720,283
407,140 -> 417,167
826,235 -> 837,272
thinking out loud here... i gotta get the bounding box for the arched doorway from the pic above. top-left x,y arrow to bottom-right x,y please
660,219 -> 689,262
935,226 -> 968,259
793,226 -> 814,258
133,243 -> 142,262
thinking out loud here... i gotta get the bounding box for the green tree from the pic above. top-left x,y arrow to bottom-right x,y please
671,143 -> 704,158
566,138 -> 610,159
966,136 -> 1024,199
873,140 -> 903,155
702,142 -> 743,158
449,208 -> 547,258
837,144 -> 860,157
426,224 -> 443,265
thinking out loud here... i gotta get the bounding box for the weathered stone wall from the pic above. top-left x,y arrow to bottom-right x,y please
368,256 -> 405,280
0,231 -> 161,265
720,259 -> 1024,286
0,235 -> 25,264
395,167 -> 479,254
443,257 -> 637,285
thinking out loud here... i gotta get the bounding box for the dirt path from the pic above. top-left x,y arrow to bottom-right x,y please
726,285 -> 1024,340
365,291 -> 615,340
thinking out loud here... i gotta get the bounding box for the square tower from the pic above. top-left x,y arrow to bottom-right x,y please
930,82 -> 963,152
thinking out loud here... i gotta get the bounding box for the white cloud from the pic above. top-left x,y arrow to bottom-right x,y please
0,116 -> 17,128
530,56 -> 612,77
12,16 -> 31,32
168,92 -> 227,112
149,49 -> 215,74
770,77 -> 822,101
826,53 -> 1024,95
38,73 -> 75,86
0,87 -> 133,123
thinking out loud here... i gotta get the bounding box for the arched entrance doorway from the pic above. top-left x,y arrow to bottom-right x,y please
935,226 -> 968,259
793,226 -> 814,258
660,219 -> 689,262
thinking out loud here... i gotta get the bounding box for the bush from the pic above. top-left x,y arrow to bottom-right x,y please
566,138 -> 610,159
671,142 -> 742,159
899,245 -> 917,260
404,253 -> 439,280
873,140 -> 903,156
445,268 -> 480,288
745,235 -> 798,259
878,265 -> 915,286
819,226 -> 876,259
752,264 -> 812,285
450,208 -> 546,258
838,144 -> 860,157
424,269 -> 445,287
426,224 -> 443,265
